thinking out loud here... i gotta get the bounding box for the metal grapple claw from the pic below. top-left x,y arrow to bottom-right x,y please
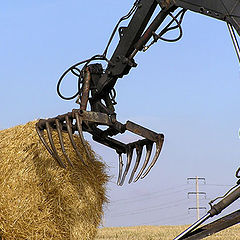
133,142 -> 153,183
36,110 -> 164,185
36,121 -> 67,168
128,143 -> 143,184
36,110 -> 92,167
118,146 -> 134,186
117,154 -> 124,185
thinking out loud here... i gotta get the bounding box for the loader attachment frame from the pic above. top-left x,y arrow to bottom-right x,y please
36,109 -> 164,185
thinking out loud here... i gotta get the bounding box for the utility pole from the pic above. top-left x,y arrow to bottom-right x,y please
196,176 -> 199,219
187,176 -> 206,220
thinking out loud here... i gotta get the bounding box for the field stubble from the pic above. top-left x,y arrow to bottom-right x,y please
95,225 -> 240,240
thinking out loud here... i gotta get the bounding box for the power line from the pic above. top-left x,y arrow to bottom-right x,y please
109,201 -> 188,218
110,186 -> 192,204
134,213 -> 192,225
104,181 -> 235,226
109,183 -> 234,205
205,183 -> 233,187
109,198 -> 187,214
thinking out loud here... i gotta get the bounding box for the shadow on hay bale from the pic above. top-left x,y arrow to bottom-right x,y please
0,121 -> 109,240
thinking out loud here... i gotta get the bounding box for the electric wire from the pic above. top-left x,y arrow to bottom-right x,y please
108,195 -> 209,218
105,182 -> 238,226
109,198 -> 187,214
141,213 -> 192,225
112,184 -> 188,198
206,183 -> 234,187
109,183 -> 234,205
208,183 -> 239,207
110,186 -> 192,204
109,201 -> 188,218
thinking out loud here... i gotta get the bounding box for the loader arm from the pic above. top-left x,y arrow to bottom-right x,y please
94,0 -> 240,103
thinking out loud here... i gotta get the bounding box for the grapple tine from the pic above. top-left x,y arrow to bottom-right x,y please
75,112 -> 92,160
65,115 -> 87,165
128,143 -> 143,184
117,154 -> 124,186
45,122 -> 66,168
55,119 -> 73,167
36,123 -> 55,158
141,136 -> 164,179
36,122 -> 66,168
119,146 -> 133,186
134,143 -> 153,182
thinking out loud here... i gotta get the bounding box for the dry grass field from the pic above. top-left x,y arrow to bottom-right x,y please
95,225 -> 240,240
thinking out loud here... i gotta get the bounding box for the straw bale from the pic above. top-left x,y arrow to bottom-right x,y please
0,121 -> 109,240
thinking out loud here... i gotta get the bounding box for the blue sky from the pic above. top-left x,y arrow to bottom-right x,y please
1,0 -> 240,227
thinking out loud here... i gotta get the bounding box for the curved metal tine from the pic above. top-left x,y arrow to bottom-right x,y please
128,144 -> 143,184
55,119 -> 73,167
117,154 -> 124,186
119,147 -> 134,186
134,142 -> 153,183
65,115 -> 87,165
36,123 -> 56,159
75,112 -> 92,160
45,122 -> 66,168
141,139 -> 164,179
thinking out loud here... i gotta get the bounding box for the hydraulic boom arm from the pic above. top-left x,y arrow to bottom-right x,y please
96,0 -> 240,102
36,0 -> 240,186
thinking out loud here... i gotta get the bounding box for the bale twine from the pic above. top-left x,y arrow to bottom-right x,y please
0,121 -> 108,240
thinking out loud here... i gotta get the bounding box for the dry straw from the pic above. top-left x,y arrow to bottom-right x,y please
0,121 -> 109,240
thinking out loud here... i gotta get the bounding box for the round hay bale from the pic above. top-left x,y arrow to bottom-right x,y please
0,121 -> 108,240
